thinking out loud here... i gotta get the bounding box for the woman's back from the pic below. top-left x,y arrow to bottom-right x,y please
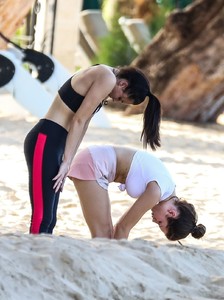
114,146 -> 136,183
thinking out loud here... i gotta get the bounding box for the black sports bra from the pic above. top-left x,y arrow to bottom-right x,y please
58,76 -> 102,114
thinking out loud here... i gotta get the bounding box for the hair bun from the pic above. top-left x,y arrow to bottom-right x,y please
191,223 -> 206,239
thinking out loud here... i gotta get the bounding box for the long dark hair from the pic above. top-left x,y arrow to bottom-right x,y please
141,92 -> 161,150
117,66 -> 161,150
166,199 -> 206,241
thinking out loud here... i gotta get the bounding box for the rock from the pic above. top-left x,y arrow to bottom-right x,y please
129,0 -> 224,123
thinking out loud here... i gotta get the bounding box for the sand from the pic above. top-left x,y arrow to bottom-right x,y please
0,93 -> 224,300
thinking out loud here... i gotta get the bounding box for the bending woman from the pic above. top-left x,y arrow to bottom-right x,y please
24,64 -> 161,234
68,145 -> 206,241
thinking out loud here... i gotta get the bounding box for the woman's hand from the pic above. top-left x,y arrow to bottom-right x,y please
113,223 -> 129,239
53,161 -> 70,193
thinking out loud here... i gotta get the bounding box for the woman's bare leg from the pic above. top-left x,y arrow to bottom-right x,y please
73,179 -> 113,238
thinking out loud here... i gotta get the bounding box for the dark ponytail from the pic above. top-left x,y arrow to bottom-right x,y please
141,93 -> 161,150
116,66 -> 161,150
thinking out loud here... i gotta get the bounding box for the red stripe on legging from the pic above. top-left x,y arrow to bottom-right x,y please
30,133 -> 47,234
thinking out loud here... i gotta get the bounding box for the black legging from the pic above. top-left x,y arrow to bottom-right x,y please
24,119 -> 67,234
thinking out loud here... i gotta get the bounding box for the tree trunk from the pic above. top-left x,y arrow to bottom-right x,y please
0,0 -> 35,49
129,0 -> 224,123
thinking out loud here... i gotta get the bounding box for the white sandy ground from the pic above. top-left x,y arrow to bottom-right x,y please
0,93 -> 224,300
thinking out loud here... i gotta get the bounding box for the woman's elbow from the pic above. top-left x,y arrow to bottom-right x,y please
71,116 -> 90,130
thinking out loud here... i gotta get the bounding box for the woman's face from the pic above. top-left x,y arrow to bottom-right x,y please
151,199 -> 179,234
109,79 -> 133,104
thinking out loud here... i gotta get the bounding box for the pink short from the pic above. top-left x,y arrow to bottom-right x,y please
68,145 -> 116,190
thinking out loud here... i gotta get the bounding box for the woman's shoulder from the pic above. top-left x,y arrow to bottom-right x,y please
74,64 -> 114,80
92,64 -> 114,74
71,64 -> 114,88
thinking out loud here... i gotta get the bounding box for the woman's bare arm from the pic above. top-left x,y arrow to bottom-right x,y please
53,70 -> 116,192
113,182 -> 160,239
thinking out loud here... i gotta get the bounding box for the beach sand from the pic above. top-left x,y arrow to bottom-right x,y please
0,93 -> 224,299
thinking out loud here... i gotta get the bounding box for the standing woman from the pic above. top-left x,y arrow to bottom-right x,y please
24,64 -> 161,234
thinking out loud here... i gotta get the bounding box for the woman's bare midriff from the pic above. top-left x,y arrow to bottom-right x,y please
44,95 -> 75,131
114,146 -> 136,183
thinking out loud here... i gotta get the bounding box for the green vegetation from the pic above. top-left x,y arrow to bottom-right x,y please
93,0 -> 193,65
150,0 -> 193,37
149,0 -> 173,37
92,11 -> 136,66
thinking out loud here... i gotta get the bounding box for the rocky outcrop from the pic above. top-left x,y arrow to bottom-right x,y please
130,0 -> 224,123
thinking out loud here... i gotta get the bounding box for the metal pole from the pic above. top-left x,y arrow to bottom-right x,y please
50,0 -> 58,54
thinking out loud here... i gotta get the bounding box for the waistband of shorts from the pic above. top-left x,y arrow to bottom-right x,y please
36,118 -> 68,135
